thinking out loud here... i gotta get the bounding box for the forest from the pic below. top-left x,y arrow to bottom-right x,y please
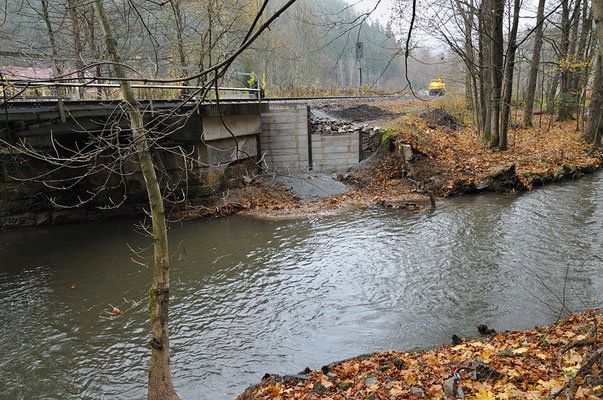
0,0 -> 417,94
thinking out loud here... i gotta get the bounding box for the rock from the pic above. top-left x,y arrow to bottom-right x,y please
338,381 -> 353,391
479,163 -> 526,193
392,358 -> 405,369
477,324 -> 496,335
51,209 -> 88,225
1,213 -> 35,228
313,382 -> 327,395
326,372 -> 338,381
282,374 -> 309,383
466,359 -> 505,381
364,376 -> 378,385
497,350 -> 514,357
411,386 -> 425,394
401,143 -> 413,161
452,334 -> 462,345
35,212 -> 51,226
320,365 -> 330,375
443,376 -> 459,398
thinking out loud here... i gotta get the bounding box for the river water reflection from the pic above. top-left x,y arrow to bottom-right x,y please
0,172 -> 601,399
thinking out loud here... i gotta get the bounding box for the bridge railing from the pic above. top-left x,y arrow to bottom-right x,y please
0,81 -> 262,103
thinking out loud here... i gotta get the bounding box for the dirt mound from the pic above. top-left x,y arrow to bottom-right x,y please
331,104 -> 391,122
420,108 -> 458,130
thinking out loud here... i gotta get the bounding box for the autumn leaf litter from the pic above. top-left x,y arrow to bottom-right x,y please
238,310 -> 602,399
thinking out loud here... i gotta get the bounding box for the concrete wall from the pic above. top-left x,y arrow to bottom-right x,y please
260,103 -> 310,171
1,107 -> 264,229
311,131 -> 360,172
202,114 -> 260,165
260,103 -> 360,173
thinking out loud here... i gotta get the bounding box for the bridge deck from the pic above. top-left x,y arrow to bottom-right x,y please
0,100 -> 267,122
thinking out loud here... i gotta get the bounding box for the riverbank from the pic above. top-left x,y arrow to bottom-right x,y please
179,99 -> 602,221
238,309 -> 602,399
2,98 -> 601,227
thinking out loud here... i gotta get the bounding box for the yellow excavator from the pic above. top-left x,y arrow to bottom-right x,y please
428,78 -> 445,96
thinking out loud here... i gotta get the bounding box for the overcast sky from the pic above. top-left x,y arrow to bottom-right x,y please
342,0 -> 397,25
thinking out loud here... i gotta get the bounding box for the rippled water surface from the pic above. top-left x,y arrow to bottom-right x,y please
1,173 -> 601,399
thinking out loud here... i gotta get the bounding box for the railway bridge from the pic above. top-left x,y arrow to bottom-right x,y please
0,96 -> 361,227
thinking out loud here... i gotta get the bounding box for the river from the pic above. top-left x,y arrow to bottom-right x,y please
0,173 -> 601,399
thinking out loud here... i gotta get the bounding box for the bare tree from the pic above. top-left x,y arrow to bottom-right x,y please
524,0 -> 547,126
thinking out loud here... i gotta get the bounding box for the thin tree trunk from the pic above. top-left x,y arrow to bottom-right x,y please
41,0 -> 61,75
458,0 -> 475,111
93,1 -> 180,399
557,0 -> 577,120
500,0 -> 521,149
68,0 -> 86,99
547,73 -> 560,113
479,0 -> 492,138
171,0 -> 188,96
524,0 -> 546,126
41,0 -> 66,116
86,5 -> 103,99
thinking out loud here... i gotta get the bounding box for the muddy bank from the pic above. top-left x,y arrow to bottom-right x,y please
238,310 -> 603,399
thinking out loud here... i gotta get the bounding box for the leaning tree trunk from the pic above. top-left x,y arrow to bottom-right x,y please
93,1 -> 180,399
524,0 -> 546,126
